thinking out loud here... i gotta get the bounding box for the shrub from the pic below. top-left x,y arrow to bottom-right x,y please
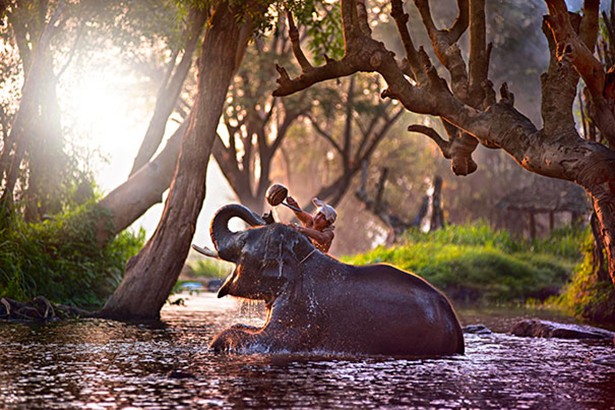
0,202 -> 145,309
557,231 -> 615,324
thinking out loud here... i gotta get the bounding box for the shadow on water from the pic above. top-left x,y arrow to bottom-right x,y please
1,293 -> 614,409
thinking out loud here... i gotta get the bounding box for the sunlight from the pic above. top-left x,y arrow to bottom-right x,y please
57,50 -> 235,245
60,66 -> 151,191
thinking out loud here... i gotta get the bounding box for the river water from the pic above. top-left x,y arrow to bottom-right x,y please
1,293 -> 614,409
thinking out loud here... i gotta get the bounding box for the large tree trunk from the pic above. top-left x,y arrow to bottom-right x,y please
99,2 -> 254,320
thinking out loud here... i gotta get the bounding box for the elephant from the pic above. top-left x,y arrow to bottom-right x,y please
207,204 -> 464,356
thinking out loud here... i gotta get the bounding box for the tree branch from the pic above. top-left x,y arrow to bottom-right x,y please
390,0 -> 422,80
274,1 -> 381,97
449,0 -> 470,42
413,0 -> 471,101
306,113 -> 344,154
408,124 -> 451,157
287,11 -> 313,72
468,0 -> 489,104
545,0 -> 615,146
408,123 -> 478,175
540,14 -> 579,135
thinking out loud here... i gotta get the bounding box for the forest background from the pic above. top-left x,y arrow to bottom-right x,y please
0,0 -> 612,323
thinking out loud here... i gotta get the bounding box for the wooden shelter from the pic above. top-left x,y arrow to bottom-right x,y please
497,177 -> 590,238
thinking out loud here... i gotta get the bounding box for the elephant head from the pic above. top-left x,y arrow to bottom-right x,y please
210,204 -> 314,304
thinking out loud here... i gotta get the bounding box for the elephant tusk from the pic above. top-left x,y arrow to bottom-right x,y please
192,244 -> 220,259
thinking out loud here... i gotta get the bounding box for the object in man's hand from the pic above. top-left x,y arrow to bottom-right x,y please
265,183 -> 301,212
266,183 -> 289,206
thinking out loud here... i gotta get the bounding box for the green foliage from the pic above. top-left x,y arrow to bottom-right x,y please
299,1 -> 344,63
189,258 -> 233,279
400,221 -> 521,253
557,231 -> 615,324
344,222 -> 585,305
0,202 -> 145,309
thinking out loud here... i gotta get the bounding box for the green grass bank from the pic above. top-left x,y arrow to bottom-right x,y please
343,222 -> 585,306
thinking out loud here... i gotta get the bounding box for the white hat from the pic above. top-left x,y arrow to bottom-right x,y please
312,197 -> 337,223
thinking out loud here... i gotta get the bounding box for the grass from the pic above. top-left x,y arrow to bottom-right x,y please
343,221 -> 584,305
187,258 -> 233,279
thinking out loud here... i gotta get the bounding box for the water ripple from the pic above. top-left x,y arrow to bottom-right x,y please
0,294 -> 613,409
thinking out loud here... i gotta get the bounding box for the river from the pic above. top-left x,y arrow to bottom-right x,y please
0,293 -> 614,409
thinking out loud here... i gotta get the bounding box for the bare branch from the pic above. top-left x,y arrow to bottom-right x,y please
448,0 -> 470,42
413,0 -> 471,101
356,0 -> 372,36
545,0 -> 604,103
540,14 -> 579,135
356,106 -> 404,162
274,1 -> 384,97
408,123 -> 478,176
407,124 -> 452,158
306,114 -> 344,154
499,82 -> 514,106
56,18 -> 87,79
545,0 -> 615,146
390,0 -> 422,80
468,0 -> 488,104
287,11 -> 313,72
273,56 -> 363,96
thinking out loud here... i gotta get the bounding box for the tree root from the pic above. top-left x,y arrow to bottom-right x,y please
0,296 -> 97,322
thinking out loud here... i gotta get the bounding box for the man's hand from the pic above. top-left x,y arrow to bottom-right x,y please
286,196 -> 300,209
290,224 -> 304,233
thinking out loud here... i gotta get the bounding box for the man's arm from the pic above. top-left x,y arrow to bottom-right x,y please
294,226 -> 334,252
286,196 -> 313,226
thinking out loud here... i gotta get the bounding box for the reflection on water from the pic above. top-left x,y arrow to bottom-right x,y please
1,293 -> 614,409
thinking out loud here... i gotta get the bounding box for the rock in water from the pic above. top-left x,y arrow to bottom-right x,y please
510,319 -> 614,340
463,324 -> 493,335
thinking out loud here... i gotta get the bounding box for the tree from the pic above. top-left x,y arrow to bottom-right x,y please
99,1 -> 259,320
212,19 -> 312,214
0,0 -> 198,237
273,0 -> 615,285
128,6 -> 208,176
0,1 -> 69,220
304,73 -> 404,209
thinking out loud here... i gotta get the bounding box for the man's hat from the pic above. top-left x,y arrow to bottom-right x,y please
312,197 -> 337,223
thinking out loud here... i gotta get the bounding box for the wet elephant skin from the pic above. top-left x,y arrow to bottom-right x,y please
209,204 -> 464,356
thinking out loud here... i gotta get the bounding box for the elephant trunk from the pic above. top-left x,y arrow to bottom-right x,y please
210,204 -> 265,262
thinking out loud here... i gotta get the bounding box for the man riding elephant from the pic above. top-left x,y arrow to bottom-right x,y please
286,196 -> 336,253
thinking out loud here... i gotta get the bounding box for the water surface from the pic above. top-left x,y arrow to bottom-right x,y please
1,294 -> 614,409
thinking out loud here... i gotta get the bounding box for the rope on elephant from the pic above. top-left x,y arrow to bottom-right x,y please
0,296 -> 95,322
298,248 -> 317,265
